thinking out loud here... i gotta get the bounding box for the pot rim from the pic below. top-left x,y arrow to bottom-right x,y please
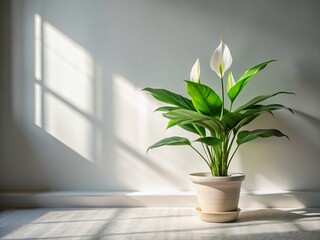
189,172 -> 245,183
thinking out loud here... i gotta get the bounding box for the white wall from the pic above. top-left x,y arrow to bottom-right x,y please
1,0 -> 320,193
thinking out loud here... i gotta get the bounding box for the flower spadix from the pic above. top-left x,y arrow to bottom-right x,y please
210,40 -> 233,78
190,58 -> 200,82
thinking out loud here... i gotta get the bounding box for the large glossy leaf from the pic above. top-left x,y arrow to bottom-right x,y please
228,60 -> 276,102
242,104 -> 294,115
164,109 -> 212,123
181,123 -> 206,136
237,129 -> 288,145
234,114 -> 260,131
186,81 -> 222,116
194,137 -> 222,146
236,92 -> 294,112
143,88 -> 195,110
166,120 -> 206,136
198,120 -> 224,134
163,109 -> 224,133
147,136 -> 191,152
221,112 -> 245,130
166,119 -> 177,129
154,106 -> 179,112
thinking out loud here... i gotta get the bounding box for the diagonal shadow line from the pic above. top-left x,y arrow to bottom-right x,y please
65,209 -> 320,236
2,209 -> 320,239
92,208 -> 123,239
42,41 -> 93,78
116,138 -> 187,188
292,109 -> 320,129
28,208 -> 320,225
37,83 -> 101,126
0,209 -> 50,238
238,209 -> 320,222
2,228 -> 320,240
0,209 -> 122,240
31,213 -> 196,224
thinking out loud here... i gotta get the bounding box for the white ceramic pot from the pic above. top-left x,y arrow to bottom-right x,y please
189,172 -> 245,213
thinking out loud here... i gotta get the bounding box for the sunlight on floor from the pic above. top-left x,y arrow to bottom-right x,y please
0,208 -> 319,239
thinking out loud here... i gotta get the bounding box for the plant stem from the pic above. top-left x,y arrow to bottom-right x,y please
227,131 -> 237,156
192,123 -> 210,163
227,145 -> 239,168
206,145 -> 214,161
190,145 -> 211,170
192,123 -> 205,137
220,133 -> 229,176
201,144 -> 210,160
220,77 -> 224,119
230,101 -> 233,112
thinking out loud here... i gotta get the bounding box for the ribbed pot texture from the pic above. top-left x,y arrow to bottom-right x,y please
189,172 -> 245,213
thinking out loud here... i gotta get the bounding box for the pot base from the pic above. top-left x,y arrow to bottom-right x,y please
195,207 -> 241,223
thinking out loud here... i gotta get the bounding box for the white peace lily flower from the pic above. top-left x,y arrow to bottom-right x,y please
210,40 -> 233,78
190,58 -> 200,82
227,71 -> 235,92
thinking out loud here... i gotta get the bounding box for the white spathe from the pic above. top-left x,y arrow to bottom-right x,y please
210,40 -> 233,78
190,58 -> 200,82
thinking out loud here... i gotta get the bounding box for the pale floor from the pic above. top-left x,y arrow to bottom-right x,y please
0,208 -> 319,240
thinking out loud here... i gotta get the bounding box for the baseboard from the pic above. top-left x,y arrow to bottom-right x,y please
0,191 -> 319,208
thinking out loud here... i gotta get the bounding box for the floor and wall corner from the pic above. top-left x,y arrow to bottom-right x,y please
1,0 -> 320,239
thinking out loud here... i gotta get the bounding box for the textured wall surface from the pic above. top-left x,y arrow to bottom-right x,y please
1,0 -> 320,192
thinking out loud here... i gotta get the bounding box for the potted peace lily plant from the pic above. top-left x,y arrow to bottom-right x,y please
143,40 -> 293,222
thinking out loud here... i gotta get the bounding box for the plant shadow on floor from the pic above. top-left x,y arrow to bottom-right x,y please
238,208 -> 320,222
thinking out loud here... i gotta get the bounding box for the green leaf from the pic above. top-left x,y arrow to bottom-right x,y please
227,72 -> 235,92
164,109 -> 212,122
154,106 -> 179,112
221,112 -> 245,130
166,120 -> 206,136
181,123 -> 206,136
228,60 -> 276,102
163,109 -> 224,133
143,88 -> 195,110
166,119 -> 177,129
147,136 -> 191,152
237,129 -> 289,145
194,137 -> 222,146
236,92 -> 295,112
234,114 -> 260,131
186,81 -> 222,116
234,104 -> 293,131
242,104 -> 294,115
